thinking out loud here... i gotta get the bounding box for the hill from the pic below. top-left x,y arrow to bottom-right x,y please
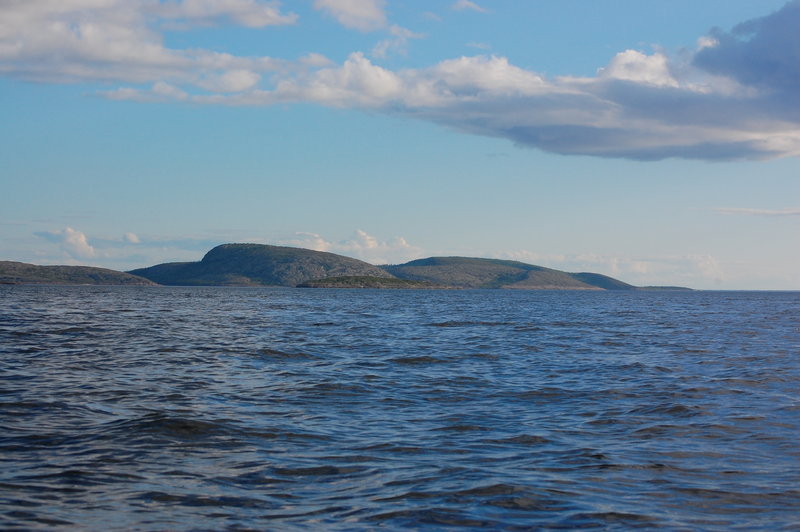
382,257 -> 638,290
124,244 -> 686,290
128,243 -> 395,286
0,261 -> 156,286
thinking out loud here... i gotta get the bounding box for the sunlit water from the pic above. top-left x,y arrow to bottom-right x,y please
1,286 -> 799,530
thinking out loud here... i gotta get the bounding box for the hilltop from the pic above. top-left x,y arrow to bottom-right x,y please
128,243 -> 394,287
0,261 -> 156,286
383,257 -> 637,290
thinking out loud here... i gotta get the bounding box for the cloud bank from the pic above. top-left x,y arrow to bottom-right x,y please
502,250 -> 726,286
2,1 -> 800,160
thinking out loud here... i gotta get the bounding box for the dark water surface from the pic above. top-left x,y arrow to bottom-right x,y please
1,286 -> 799,530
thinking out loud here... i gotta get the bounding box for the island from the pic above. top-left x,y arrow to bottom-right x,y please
0,261 -> 156,285
3,244 -> 692,290
128,243 -> 689,290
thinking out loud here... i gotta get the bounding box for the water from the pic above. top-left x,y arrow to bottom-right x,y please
1,286 -> 799,530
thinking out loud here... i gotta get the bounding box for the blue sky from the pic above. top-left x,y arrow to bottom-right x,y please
1,0 -> 799,289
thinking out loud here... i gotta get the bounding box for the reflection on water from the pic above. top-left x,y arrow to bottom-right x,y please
1,286 -> 799,529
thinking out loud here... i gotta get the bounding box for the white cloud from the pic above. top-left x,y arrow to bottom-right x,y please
426,55 -> 547,95
62,228 -> 96,259
313,0 -> 387,31
123,232 -> 141,244
152,0 -> 298,28
294,48 -> 800,160
35,227 -> 96,259
281,231 -> 333,253
598,50 -> 678,87
371,25 -> 424,59
198,69 -> 261,92
104,81 -> 191,102
451,0 -> 487,13
697,36 -> 718,50
175,41 -> 800,160
466,42 -> 491,50
0,0 -> 299,90
714,207 -> 800,217
275,52 -> 404,107
279,229 -> 423,264
152,81 -> 190,99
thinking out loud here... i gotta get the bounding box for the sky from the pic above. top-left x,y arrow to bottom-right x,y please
1,0 -> 799,289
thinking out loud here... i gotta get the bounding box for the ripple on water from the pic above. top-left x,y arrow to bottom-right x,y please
0,286 -> 798,530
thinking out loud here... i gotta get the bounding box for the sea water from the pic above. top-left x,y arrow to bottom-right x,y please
1,286 -> 799,530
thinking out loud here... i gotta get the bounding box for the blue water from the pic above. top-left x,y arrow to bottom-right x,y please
1,286 -> 799,530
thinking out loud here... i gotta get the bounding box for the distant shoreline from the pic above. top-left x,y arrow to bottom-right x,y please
3,245 -> 698,290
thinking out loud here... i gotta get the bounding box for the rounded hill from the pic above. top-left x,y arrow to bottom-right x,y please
128,243 -> 395,287
383,256 -> 635,290
0,261 -> 156,285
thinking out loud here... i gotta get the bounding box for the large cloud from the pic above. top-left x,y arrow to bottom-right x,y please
245,50 -> 800,160
2,1 -> 800,161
